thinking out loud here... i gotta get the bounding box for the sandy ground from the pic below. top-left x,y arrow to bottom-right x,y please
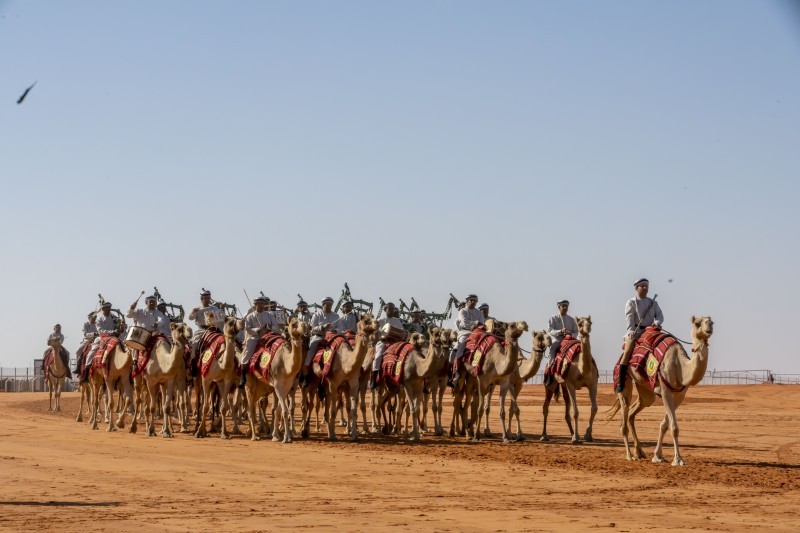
1,384 -> 798,532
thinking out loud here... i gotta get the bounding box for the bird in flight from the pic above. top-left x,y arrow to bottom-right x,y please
17,81 -> 36,104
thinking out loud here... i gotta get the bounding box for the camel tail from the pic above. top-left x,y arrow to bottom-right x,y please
552,383 -> 560,404
605,397 -> 621,422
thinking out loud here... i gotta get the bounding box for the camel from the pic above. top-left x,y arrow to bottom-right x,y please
499,329 -> 549,441
540,316 -> 598,444
87,337 -> 134,432
243,318 -> 308,443
356,328 -> 379,434
131,323 -> 192,437
195,316 -> 242,439
428,329 -> 457,437
302,314 -> 377,440
375,327 -> 449,441
44,337 -> 68,412
460,321 -> 528,443
608,316 -> 714,466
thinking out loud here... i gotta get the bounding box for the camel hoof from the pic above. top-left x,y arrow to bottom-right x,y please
484,431 -> 493,438
502,438 -> 511,444
76,416 -> 83,423
652,456 -> 665,463
516,435 -> 525,442
55,407 -> 62,412
129,426 -> 137,434
220,434 -> 230,440
107,426 -> 117,433
251,435 -> 261,441
672,458 -> 685,467
161,432 -> 173,439
584,435 -> 593,443
539,435 -> 549,442
272,436 -> 281,442
571,439 -> 581,445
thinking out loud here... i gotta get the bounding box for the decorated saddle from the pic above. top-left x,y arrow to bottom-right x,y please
545,336 -> 582,379
248,332 -> 287,381
198,328 -> 227,377
43,346 -> 69,378
131,333 -> 166,378
312,331 -> 356,380
454,326 -> 504,377
90,334 -> 121,376
379,341 -> 416,385
613,327 -> 682,392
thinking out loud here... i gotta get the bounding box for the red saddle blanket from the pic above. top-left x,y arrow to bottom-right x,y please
613,327 -> 681,392
43,347 -> 68,377
249,332 -> 287,381
379,341 -> 416,385
454,327 -> 503,377
312,331 -> 356,380
198,328 -> 227,377
545,336 -> 582,379
90,335 -> 121,376
131,334 -> 166,378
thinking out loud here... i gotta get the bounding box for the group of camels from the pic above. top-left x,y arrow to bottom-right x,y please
52,311 -> 714,466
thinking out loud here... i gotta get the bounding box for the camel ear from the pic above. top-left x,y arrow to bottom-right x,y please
170,322 -> 178,330
690,315 -> 696,324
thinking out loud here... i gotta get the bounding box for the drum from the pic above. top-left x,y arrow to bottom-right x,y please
485,319 -> 506,336
381,323 -> 408,342
205,308 -> 226,327
125,326 -> 152,351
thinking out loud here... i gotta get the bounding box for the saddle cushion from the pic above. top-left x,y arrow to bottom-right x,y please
379,341 -> 416,385
131,333 -> 166,379
312,332 -> 355,380
545,336 -> 582,379
614,327 -> 680,392
456,327 -> 502,377
90,335 -> 120,376
199,329 -> 227,377
249,332 -> 287,381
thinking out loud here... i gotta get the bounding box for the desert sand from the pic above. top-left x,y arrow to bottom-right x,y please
1,385 -> 798,532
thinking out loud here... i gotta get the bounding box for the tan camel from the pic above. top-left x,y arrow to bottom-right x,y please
195,315 -> 241,439
88,337 -> 134,432
132,323 -> 192,438
244,318 -> 308,442
376,327 -> 449,440
540,316 -> 598,444
428,329 -> 457,437
499,329 -> 549,441
44,337 -> 68,412
302,315 -> 377,440
609,316 -> 714,465
459,321 -> 529,443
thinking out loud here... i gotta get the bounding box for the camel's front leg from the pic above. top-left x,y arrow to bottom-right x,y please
358,379 -> 369,435
218,381 -> 233,439
144,381 -> 158,437
116,376 -> 133,430
90,382 -> 102,430
652,414 -> 669,463
584,383 -> 598,442
483,383 -> 494,438
435,379 -> 445,436
498,381 -> 509,442
473,385 -> 486,441
420,387 -> 429,432
540,387 -> 553,441
105,378 -> 118,432
76,383 -> 85,423
48,379 -> 53,411
244,383 -> 261,441
347,378 -> 360,441
325,384 -> 338,441
661,390 -> 684,466
54,379 -> 63,411
195,382 -> 211,438
565,383 -> 580,444
403,383 -> 422,442
161,381 -> 175,438
512,391 -> 523,441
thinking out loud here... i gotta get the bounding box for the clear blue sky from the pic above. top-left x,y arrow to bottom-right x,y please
1,1 -> 798,373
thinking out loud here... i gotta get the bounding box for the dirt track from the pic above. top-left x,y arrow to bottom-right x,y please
1,385 -> 798,532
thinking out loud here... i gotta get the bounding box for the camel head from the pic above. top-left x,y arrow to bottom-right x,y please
47,337 -> 61,349
690,315 -> 714,342
427,326 -> 443,347
444,328 -> 458,348
408,332 -> 427,350
287,317 -> 310,340
170,322 -> 192,345
505,321 -> 529,342
531,330 -> 551,353
576,316 -> 592,337
222,316 -> 240,338
358,314 -> 378,336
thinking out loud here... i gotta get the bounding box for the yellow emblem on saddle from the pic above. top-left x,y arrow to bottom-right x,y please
323,349 -> 333,365
259,351 -> 274,369
394,360 -> 403,377
646,354 -> 658,377
472,350 -> 482,366
202,350 -> 213,364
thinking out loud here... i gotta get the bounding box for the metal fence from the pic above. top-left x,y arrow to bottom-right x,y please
1,361 -> 77,393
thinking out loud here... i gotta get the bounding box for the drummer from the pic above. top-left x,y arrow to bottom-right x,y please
407,310 -> 426,336
188,290 -> 224,363
335,301 -> 358,334
155,302 -> 173,339
127,295 -> 169,340
301,296 -> 339,385
370,302 -> 405,390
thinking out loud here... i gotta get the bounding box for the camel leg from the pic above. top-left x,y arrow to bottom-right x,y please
338,390 -> 348,427
48,379 -> 53,411
565,383 -> 580,444
145,381 -> 158,437
473,385 -> 486,441
448,390 -> 460,437
584,382 -> 598,442
512,390 -> 523,441
483,383 -> 493,438
652,413 -> 669,463
218,382 -> 232,439
359,379 -> 369,435
628,395 -> 649,460
540,386 -> 554,441
116,377 -> 133,430
54,379 -> 63,411
617,381 -> 636,460
244,383 -> 261,441
300,387 -> 313,439
325,383 -> 338,441
663,390 -> 684,466
76,383 -> 85,422
403,383 -> 422,442
104,377 -> 118,432
434,379 -> 445,436
130,380 -> 141,434
195,381 -> 211,438
347,379 -> 360,441
90,381 -> 102,430
161,382 -> 175,438
499,382 -> 509,443
420,388 -> 429,432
